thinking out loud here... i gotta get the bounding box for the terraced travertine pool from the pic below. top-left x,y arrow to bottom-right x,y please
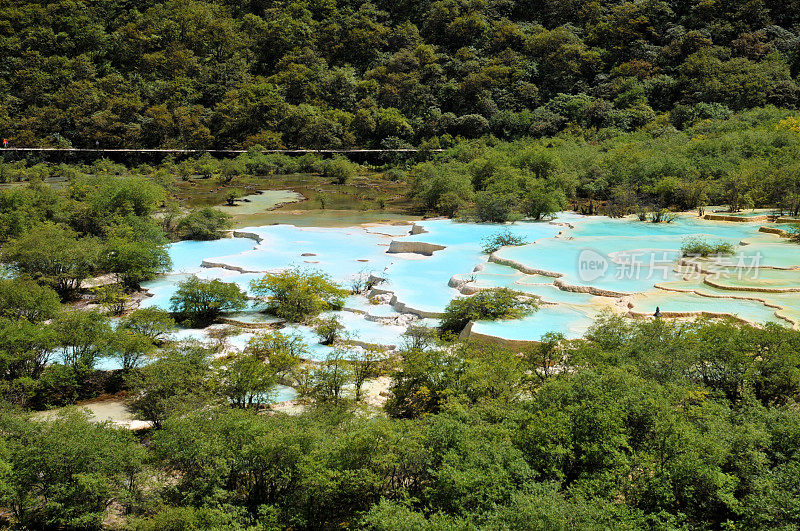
135,212 -> 800,360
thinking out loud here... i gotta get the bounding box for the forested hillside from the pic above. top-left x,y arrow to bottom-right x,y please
2,0 -> 800,149
7,2 -> 800,529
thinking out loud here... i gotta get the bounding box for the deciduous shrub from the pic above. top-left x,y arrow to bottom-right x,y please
176,208 -> 232,240
681,237 -> 735,257
314,315 -> 345,345
169,276 -> 248,327
250,268 -> 347,322
439,288 -> 539,335
481,229 -> 528,254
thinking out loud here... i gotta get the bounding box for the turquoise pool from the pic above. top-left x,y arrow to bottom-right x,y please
138,212 -> 800,344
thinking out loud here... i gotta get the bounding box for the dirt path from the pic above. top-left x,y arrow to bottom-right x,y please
33,399 -> 152,430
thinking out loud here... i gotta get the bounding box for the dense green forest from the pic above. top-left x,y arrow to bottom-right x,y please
5,310 -> 800,529
5,0 -> 800,529
2,0 -> 800,149
3,142 -> 800,527
408,107 -> 800,220
5,107 -> 800,223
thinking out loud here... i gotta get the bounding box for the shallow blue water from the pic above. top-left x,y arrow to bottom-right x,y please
213,225 -> 394,282
137,213 -> 800,343
169,238 -> 258,273
471,305 -> 596,341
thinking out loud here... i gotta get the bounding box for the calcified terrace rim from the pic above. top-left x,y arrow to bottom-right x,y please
652,283 -> 799,327
211,224 -> 448,319
184,215 -> 800,344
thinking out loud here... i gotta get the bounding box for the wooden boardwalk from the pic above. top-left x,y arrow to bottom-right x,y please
0,147 -> 442,154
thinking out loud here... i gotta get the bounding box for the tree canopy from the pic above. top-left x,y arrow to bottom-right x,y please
1,0 -> 800,150
169,276 -> 249,327
250,268 -> 348,322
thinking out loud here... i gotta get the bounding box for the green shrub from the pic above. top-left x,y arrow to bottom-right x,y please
169,276 -> 248,327
523,188 -> 567,220
52,310 -> 112,373
481,229 -> 528,254
31,364 -> 79,409
314,316 -> 345,345
0,409 -> 145,529
250,268 -> 347,322
245,330 -> 308,367
439,288 -> 539,335
176,208 -> 232,240
103,220 -> 172,288
93,284 -> 130,315
650,209 -> 676,223
126,345 -> 213,429
383,168 -> 406,182
1,223 -> 102,299
680,237 -> 735,257
119,308 -> 176,343
322,157 -> 357,184
106,327 -> 155,371
473,191 -> 522,222
0,277 -> 61,322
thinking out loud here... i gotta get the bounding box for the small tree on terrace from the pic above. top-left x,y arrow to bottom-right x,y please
249,268 -> 348,322
215,331 -> 307,408
680,237 -> 735,257
304,348 -> 351,403
106,328 -> 155,371
439,288 -> 539,336
314,315 -> 345,345
245,330 -> 309,368
169,276 -> 248,327
224,188 -> 244,206
52,310 -> 112,373
93,284 -> 130,315
102,223 -> 172,289
523,331 -> 569,390
481,229 -> 528,254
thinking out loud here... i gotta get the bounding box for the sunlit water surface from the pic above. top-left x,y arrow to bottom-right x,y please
103,212 -> 800,394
